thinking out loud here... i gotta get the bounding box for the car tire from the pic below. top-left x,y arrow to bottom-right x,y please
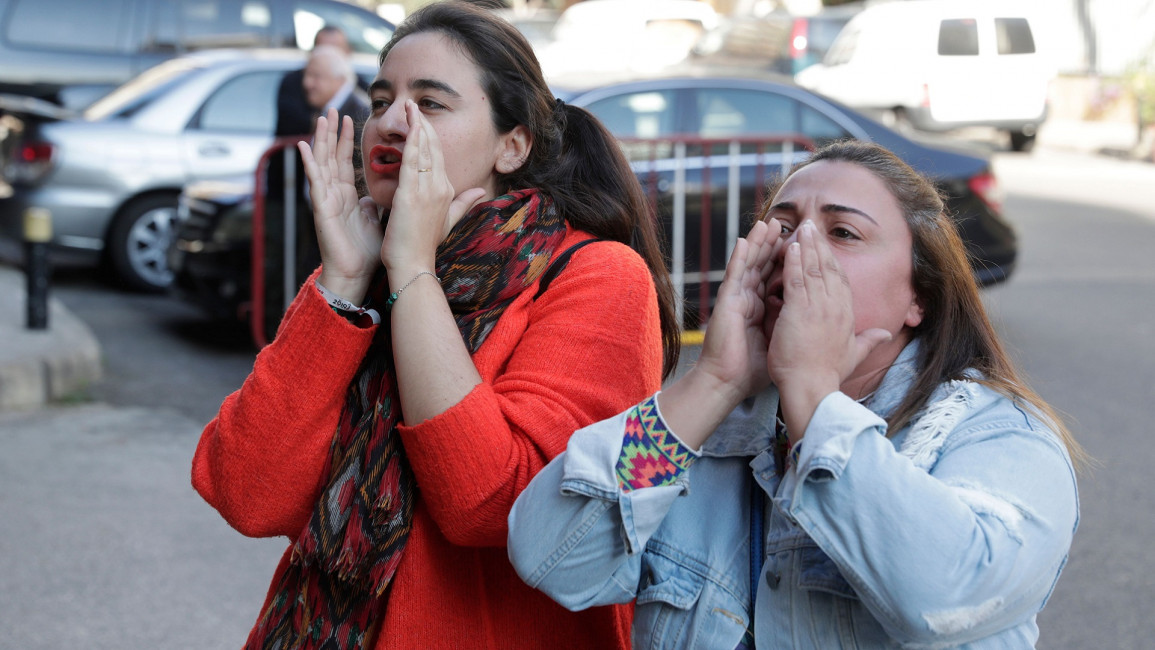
1009,129 -> 1037,153
107,194 -> 181,292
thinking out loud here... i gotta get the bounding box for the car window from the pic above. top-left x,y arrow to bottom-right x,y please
584,90 -> 677,139
693,88 -> 794,138
995,17 -> 1035,54
151,0 -> 273,52
192,70 -> 281,133
807,16 -> 853,56
293,0 -> 393,54
823,25 -> 857,66
799,104 -> 850,146
86,58 -> 210,120
5,0 -> 130,52
938,18 -> 979,56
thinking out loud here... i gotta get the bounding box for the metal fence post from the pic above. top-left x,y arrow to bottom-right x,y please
283,146 -> 298,314
23,207 -> 52,330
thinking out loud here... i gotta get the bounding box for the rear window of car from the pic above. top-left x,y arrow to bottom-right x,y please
5,0 -> 131,52
937,18 -> 979,56
85,59 -> 209,120
995,17 -> 1035,54
694,88 -> 794,138
584,90 -> 677,139
192,70 -> 282,133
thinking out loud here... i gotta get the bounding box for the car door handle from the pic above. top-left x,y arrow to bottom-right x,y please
198,142 -> 231,157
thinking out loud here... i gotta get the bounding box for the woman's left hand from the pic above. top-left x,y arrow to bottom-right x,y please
380,101 -> 487,275
769,221 -> 890,438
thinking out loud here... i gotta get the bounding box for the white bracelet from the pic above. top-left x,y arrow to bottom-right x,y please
314,279 -> 381,325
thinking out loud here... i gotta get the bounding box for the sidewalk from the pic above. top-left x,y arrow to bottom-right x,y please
1038,117 -> 1151,160
0,263 -> 102,410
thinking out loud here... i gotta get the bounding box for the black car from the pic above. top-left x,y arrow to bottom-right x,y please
171,74 -> 1017,334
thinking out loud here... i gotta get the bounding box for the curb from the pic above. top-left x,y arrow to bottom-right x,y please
0,265 -> 102,411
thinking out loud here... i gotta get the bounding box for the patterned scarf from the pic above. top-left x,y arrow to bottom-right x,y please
247,189 -> 566,650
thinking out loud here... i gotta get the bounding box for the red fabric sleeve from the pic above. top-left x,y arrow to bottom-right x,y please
397,239 -> 665,547
191,273 -> 375,538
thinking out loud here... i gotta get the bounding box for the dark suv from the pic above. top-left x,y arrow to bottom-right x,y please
0,0 -> 393,109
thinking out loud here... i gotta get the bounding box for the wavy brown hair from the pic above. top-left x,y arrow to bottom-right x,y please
759,140 -> 1086,468
379,1 -> 680,376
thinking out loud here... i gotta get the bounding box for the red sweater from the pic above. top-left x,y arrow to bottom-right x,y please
192,228 -> 664,649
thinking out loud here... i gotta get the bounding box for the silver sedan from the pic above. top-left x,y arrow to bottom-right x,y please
0,49 -> 375,291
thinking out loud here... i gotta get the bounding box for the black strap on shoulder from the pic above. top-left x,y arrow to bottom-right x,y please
533,238 -> 602,300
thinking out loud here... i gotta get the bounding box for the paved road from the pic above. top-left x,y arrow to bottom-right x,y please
1,146 -> 1153,648
988,150 -> 1155,650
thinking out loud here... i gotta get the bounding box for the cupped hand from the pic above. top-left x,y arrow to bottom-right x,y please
692,219 -> 783,403
767,220 -> 891,407
298,109 -> 383,301
380,101 -> 486,275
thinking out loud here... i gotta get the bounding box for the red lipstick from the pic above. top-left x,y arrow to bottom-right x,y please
368,145 -> 402,176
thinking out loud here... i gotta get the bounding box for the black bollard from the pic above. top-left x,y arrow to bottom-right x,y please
23,207 -> 52,330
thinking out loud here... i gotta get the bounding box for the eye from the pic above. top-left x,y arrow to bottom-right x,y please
831,227 -> 860,241
776,220 -> 796,236
370,97 -> 392,114
417,97 -> 446,111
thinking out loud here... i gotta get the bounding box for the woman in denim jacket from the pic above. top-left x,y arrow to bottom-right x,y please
508,141 -> 1083,649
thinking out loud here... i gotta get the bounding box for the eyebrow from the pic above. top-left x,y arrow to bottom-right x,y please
769,201 -> 878,226
368,78 -> 462,98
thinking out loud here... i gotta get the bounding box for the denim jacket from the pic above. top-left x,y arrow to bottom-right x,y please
508,341 -> 1079,649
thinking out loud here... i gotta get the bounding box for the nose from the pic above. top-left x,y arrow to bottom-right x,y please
772,224 -> 802,263
375,100 -> 409,141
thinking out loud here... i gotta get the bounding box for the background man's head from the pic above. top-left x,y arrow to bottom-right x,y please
313,25 -> 351,55
303,44 -> 355,109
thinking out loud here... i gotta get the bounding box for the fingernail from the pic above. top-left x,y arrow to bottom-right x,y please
803,220 -> 815,231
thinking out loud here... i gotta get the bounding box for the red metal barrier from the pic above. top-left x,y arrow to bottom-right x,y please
619,134 -> 815,327
250,136 -> 309,348
248,133 -> 816,346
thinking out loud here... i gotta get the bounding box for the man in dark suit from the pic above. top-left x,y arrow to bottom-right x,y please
263,37 -> 369,339
275,25 -> 353,138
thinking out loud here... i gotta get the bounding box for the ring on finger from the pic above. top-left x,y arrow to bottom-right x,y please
417,168 -> 432,173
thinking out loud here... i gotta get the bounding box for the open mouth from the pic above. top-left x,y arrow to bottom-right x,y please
368,145 -> 402,175
766,280 -> 785,308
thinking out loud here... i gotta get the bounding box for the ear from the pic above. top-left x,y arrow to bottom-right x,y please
495,124 -> 532,174
904,294 -> 925,329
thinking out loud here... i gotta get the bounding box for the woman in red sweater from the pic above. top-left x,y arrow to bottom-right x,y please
191,3 -> 679,649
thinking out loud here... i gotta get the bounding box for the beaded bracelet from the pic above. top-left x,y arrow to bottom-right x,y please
385,270 -> 439,311
315,279 -> 381,325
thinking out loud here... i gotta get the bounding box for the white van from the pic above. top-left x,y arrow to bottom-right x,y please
795,0 -> 1055,151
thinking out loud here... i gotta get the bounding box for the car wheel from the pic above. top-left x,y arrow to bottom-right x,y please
107,194 -> 181,292
1008,129 -> 1037,153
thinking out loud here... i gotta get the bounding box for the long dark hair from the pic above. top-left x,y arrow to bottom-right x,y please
379,1 -> 680,377
759,140 -> 1086,468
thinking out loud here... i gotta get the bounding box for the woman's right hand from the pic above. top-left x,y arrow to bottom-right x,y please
298,108 -> 384,304
694,218 -> 783,399
655,219 -> 782,450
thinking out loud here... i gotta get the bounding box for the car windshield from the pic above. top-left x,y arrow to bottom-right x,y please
83,58 -> 207,121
